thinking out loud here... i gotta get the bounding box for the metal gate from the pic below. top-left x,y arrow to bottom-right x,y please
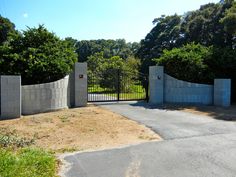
88,69 -> 148,102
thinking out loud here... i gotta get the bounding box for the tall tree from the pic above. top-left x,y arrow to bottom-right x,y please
137,0 -> 235,74
0,16 -> 17,44
136,15 -> 182,74
75,39 -> 138,62
220,0 -> 236,48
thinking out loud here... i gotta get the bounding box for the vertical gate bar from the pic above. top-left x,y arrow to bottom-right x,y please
146,76 -> 149,102
117,69 -> 120,101
93,74 -> 95,101
92,74 -> 94,101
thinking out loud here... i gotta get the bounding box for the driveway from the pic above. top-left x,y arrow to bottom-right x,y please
60,101 -> 236,177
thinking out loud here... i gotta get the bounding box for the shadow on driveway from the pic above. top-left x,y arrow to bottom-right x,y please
128,102 -> 236,121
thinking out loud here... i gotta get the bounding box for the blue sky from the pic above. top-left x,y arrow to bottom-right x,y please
1,0 -> 219,42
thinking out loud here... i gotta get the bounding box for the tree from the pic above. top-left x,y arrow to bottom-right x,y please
136,15 -> 182,74
75,39 -> 138,62
154,43 -> 214,84
0,16 -> 17,44
87,52 -> 140,92
220,0 -> 236,48
64,37 -> 77,48
0,24 -> 77,85
137,1 -> 235,74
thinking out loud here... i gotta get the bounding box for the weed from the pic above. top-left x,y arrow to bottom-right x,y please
0,134 -> 34,148
59,115 -> 70,123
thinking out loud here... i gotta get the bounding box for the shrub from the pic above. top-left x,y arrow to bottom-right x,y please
154,43 -> 214,84
0,24 -> 77,85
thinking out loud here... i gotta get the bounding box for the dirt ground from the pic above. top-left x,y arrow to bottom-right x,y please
162,104 -> 236,121
0,104 -> 160,153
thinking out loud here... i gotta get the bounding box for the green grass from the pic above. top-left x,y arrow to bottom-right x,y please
119,92 -> 146,99
88,84 -> 146,99
88,84 -> 110,93
0,132 -> 57,177
0,148 -> 57,177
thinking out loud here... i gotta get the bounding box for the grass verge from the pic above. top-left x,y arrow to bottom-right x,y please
0,133 -> 57,177
0,148 -> 57,177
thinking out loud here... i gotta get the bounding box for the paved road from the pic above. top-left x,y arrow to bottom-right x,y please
60,101 -> 236,177
99,102 -> 236,140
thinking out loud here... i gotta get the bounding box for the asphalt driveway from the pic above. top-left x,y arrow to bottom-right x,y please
60,101 -> 236,177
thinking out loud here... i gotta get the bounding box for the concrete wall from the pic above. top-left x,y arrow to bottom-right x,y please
164,74 -> 213,105
0,62 -> 88,118
214,79 -> 231,107
148,66 -> 213,105
22,76 -> 70,115
0,76 -> 21,119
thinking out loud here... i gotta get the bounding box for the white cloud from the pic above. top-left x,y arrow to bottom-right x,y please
23,13 -> 28,18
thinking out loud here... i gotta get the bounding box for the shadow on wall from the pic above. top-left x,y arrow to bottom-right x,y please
232,78 -> 236,104
130,101 -> 236,121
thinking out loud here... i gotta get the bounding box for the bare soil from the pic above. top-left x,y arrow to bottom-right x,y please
161,104 -> 236,121
0,105 -> 160,153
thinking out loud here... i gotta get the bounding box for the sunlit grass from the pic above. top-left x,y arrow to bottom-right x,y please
0,148 -> 57,177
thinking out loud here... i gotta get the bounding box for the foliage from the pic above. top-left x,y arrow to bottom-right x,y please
75,39 -> 140,62
220,0 -> 236,47
206,47 -> 236,78
87,52 -> 140,92
0,148 -> 56,177
136,14 -> 182,74
0,21 -> 77,85
137,0 -> 236,75
64,37 -> 77,47
0,15 -> 17,44
0,134 -> 34,149
154,43 -> 214,84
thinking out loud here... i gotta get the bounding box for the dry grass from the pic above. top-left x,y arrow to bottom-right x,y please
0,105 -> 160,153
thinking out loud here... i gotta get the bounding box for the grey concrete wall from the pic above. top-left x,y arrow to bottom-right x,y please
22,76 -> 70,115
214,79 -> 231,107
149,66 -> 164,104
164,74 -> 213,105
1,76 -> 21,119
74,62 -> 87,107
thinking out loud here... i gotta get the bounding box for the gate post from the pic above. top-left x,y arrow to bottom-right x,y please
149,66 -> 164,104
74,62 -> 87,107
1,76 -> 21,119
214,79 -> 231,107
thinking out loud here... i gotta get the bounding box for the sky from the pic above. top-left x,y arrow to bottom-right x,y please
1,0 -> 220,42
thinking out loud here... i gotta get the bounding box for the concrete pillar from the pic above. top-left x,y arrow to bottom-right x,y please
149,66 -> 164,104
74,62 -> 87,107
214,79 -> 231,107
0,76 -> 21,119
69,70 -> 75,107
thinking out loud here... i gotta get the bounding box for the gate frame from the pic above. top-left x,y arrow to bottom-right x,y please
87,69 -> 149,102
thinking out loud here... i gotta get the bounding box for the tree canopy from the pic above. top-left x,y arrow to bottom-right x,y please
0,18 -> 77,85
137,0 -> 236,74
75,39 -> 140,62
154,43 -> 214,84
0,15 -> 17,44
